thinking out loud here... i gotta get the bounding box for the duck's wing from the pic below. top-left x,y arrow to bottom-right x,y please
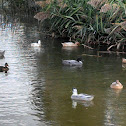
62,60 -> 72,65
31,43 -> 39,46
62,42 -> 74,46
62,60 -> 77,65
71,60 -> 83,66
80,93 -> 94,98
111,82 -> 117,85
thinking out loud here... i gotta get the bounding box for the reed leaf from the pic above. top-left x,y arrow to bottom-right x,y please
96,15 -> 99,32
108,25 -> 121,37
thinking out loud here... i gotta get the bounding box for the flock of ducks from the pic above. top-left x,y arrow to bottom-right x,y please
0,40 -> 125,101
71,79 -> 123,101
60,42 -> 125,101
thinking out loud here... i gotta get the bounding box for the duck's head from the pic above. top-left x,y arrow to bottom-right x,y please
72,88 -> 78,95
76,58 -> 82,62
5,63 -> 8,67
38,40 -> 41,45
116,80 -> 120,83
75,42 -> 80,46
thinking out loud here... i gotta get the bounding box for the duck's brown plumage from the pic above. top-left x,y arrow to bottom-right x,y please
0,63 -> 9,73
110,80 -> 123,89
61,42 -> 80,47
122,58 -> 126,64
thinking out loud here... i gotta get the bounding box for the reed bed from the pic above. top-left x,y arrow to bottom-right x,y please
33,0 -> 126,51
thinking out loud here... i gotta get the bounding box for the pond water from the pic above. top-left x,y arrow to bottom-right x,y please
0,13 -> 126,126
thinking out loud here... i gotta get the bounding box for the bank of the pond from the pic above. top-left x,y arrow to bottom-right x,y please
32,0 -> 126,52
2,0 -> 126,52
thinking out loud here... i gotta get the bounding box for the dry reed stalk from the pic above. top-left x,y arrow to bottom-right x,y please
46,0 -> 52,4
73,25 -> 83,30
58,2 -> 67,8
35,1 -> 46,8
112,4 -> 119,12
87,0 -> 107,9
100,3 -> 112,13
34,12 -> 50,22
111,21 -> 126,31
120,21 -> 126,31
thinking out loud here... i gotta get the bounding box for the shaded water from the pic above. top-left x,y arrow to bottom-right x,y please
0,14 -> 126,126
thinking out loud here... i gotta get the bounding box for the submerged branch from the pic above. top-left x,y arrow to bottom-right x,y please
82,54 -> 102,57
107,44 -> 117,51
81,44 -> 94,49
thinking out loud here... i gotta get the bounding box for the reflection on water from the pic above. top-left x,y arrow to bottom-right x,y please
62,46 -> 79,51
122,63 -> 126,71
72,100 -> 94,109
0,13 -> 126,126
104,89 -> 125,126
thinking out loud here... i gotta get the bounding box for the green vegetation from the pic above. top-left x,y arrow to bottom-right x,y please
37,0 -> 126,51
3,0 -> 126,51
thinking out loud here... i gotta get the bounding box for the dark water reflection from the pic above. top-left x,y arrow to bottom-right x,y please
0,14 -> 126,126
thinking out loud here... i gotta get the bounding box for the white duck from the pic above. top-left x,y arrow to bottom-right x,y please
71,88 -> 94,101
61,42 -> 80,47
31,40 -> 41,47
62,58 -> 83,66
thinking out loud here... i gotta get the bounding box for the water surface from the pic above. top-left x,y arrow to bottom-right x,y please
0,14 -> 126,126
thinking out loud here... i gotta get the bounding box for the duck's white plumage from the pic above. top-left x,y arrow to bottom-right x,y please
62,58 -> 83,66
31,40 -> 41,47
71,88 -> 94,101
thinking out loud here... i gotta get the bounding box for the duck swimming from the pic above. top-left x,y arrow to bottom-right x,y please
122,58 -> 126,64
71,88 -> 94,101
0,63 -> 9,73
62,58 -> 83,66
72,100 -> 94,108
61,42 -> 80,47
110,80 -> 123,89
31,40 -> 41,47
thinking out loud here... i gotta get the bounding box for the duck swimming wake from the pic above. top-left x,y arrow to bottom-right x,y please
71,88 -> 94,101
